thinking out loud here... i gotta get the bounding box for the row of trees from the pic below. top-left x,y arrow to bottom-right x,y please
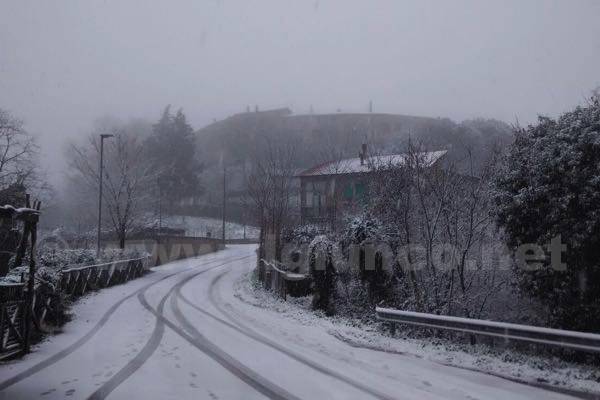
65,106 -> 201,247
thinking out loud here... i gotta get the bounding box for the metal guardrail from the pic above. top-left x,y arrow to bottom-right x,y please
376,307 -> 600,353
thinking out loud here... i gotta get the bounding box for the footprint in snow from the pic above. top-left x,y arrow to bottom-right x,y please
65,389 -> 76,397
40,388 -> 56,396
422,381 -> 432,387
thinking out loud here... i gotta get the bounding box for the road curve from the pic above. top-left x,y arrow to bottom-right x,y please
0,245 -> 586,400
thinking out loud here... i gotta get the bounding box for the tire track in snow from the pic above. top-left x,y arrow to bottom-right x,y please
168,269 -> 300,400
0,252 -> 241,392
207,271 -> 595,400
177,270 -> 398,400
87,255 -> 253,400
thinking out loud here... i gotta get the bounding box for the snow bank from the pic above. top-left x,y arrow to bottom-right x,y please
234,271 -> 600,396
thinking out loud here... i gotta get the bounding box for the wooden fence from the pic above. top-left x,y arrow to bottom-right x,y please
60,258 -> 147,295
0,283 -> 27,359
0,257 -> 150,360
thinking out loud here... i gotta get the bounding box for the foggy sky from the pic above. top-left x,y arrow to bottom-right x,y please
1,0 -> 599,182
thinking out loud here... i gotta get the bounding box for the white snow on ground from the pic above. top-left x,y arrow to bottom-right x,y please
232,269 -> 600,397
1,244 -> 596,400
0,248 -> 249,400
156,215 -> 259,239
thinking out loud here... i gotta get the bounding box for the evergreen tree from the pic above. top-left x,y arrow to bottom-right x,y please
494,95 -> 600,332
145,106 -> 202,206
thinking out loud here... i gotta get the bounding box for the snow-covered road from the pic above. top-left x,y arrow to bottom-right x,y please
0,245 -> 581,399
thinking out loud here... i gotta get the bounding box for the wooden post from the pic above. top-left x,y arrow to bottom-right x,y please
22,197 -> 41,354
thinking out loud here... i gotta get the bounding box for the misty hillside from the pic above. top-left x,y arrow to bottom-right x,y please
195,108 -> 514,175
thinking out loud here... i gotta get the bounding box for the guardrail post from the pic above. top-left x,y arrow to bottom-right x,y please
282,277 -> 287,301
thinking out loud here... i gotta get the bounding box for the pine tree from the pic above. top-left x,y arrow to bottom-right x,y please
145,106 -> 202,206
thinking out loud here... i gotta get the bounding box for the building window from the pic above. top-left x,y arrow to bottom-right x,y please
343,184 -> 353,200
305,183 -> 313,207
355,183 -> 366,198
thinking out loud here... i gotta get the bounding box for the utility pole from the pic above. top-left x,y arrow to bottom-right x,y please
97,133 -> 114,256
158,177 -> 162,238
222,163 -> 227,246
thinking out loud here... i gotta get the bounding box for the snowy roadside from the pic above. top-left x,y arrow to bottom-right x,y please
233,271 -> 600,397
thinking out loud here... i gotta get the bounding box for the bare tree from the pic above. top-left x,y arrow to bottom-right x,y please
0,109 -> 37,192
368,140 -> 507,319
67,129 -> 154,248
247,135 -> 299,264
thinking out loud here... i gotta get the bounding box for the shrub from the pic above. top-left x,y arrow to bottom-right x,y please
494,95 -> 600,332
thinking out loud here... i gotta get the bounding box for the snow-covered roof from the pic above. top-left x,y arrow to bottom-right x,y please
298,150 -> 447,177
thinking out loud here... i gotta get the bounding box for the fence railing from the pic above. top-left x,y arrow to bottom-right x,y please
262,260 -> 309,301
60,257 -> 147,296
0,283 -> 26,358
376,307 -> 600,353
0,257 -> 150,360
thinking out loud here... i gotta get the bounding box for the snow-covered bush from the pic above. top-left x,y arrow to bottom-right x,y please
339,213 -> 388,248
336,213 -> 395,317
494,94 -> 600,332
283,223 -> 323,245
362,141 -> 518,325
308,235 -> 338,316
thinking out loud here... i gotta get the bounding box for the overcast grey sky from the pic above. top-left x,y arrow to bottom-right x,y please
1,0 -> 599,180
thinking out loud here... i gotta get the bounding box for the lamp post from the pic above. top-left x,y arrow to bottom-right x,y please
97,133 -> 114,256
222,162 -> 226,247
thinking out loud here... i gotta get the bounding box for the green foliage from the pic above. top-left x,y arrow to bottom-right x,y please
494,96 -> 600,331
145,106 -> 202,203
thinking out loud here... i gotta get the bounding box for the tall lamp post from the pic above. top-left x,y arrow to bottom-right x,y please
222,163 -> 227,247
97,133 -> 114,256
